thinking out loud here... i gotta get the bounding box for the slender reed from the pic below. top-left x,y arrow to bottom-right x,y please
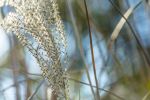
66,0 -> 96,99
83,0 -> 100,99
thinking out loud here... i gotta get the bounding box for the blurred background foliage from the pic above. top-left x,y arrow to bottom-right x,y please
0,0 -> 150,100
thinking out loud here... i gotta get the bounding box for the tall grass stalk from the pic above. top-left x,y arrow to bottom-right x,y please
66,0 -> 96,99
83,0 -> 100,99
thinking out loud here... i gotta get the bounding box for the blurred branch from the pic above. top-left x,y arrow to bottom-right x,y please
27,80 -> 44,100
0,76 -> 40,93
24,72 -> 125,100
0,78 -> 6,100
9,35 -> 20,100
68,77 -> 126,100
22,72 -> 41,77
20,58 -> 31,99
0,79 -> 27,92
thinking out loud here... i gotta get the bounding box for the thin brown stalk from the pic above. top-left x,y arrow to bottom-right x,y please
83,0 -> 100,99
66,0 -> 96,99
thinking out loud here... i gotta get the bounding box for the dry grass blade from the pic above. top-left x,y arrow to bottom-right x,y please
109,0 -> 142,49
109,7 -> 133,48
142,91 -> 150,100
108,0 -> 150,66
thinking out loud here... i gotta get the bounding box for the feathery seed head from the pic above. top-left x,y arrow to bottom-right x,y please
1,0 -> 69,98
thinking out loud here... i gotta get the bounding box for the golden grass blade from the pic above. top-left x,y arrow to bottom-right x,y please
109,7 -> 133,47
109,7 -> 134,49
109,0 -> 142,49
142,91 -> 150,100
